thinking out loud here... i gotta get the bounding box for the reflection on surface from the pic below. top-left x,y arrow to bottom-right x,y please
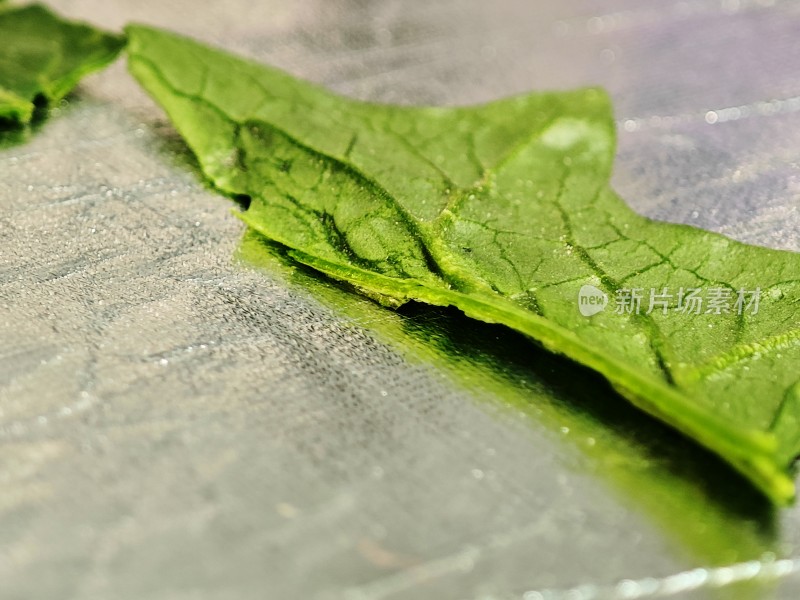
237,228 -> 787,598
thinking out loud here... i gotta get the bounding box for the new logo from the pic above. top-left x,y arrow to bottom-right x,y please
578,285 -> 608,317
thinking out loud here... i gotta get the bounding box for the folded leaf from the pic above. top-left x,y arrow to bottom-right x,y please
0,4 -> 124,124
126,24 -> 800,504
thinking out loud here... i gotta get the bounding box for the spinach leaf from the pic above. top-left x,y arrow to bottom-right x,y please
0,4 -> 124,125
126,25 -> 800,504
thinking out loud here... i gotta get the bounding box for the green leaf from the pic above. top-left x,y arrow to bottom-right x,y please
0,4 -> 125,125
126,25 -> 800,504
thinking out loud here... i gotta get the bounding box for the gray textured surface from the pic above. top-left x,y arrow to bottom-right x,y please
1,1 -> 800,599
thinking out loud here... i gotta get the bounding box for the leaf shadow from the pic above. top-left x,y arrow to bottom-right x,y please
400,300 -> 776,514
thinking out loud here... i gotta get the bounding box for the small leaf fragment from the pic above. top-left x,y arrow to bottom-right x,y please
0,4 -> 124,125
